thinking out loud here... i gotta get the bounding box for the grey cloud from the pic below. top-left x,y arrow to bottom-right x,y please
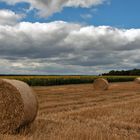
0,21 -> 80,58
0,21 -> 140,74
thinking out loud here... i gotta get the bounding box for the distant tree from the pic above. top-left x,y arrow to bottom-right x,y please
102,68 -> 140,76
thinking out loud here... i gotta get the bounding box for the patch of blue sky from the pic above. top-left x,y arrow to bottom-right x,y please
89,0 -> 140,29
23,0 -> 140,29
20,7 -> 92,24
0,0 -> 140,28
0,2 -> 30,14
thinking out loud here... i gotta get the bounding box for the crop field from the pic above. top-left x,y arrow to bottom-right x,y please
1,81 -> 140,140
0,75 -> 138,86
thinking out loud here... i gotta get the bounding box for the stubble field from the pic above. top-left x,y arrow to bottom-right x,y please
1,82 -> 140,140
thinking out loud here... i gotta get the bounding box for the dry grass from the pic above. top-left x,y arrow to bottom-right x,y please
1,82 -> 140,140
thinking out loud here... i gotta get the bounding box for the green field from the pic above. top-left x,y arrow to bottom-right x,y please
0,75 -> 138,86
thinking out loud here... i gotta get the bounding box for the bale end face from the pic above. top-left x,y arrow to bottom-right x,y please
93,78 -> 109,90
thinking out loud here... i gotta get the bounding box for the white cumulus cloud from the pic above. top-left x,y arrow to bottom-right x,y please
0,10 -> 23,25
0,21 -> 140,74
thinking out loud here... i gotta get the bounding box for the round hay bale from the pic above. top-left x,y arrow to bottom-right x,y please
134,78 -> 140,84
93,78 -> 109,90
0,79 -> 38,134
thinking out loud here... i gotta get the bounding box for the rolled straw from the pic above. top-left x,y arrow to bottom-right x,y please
0,79 -> 38,134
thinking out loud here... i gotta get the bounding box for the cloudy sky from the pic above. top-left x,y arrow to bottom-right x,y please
0,0 -> 140,75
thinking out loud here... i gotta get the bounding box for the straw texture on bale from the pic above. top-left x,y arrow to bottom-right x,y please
93,78 -> 109,90
0,79 -> 38,134
135,78 -> 140,84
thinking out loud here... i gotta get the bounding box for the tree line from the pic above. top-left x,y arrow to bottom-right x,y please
102,69 -> 140,76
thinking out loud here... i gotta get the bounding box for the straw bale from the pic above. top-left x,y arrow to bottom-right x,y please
93,78 -> 109,90
0,79 -> 38,134
134,78 -> 140,84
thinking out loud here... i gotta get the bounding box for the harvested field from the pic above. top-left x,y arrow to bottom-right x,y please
1,82 -> 140,140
